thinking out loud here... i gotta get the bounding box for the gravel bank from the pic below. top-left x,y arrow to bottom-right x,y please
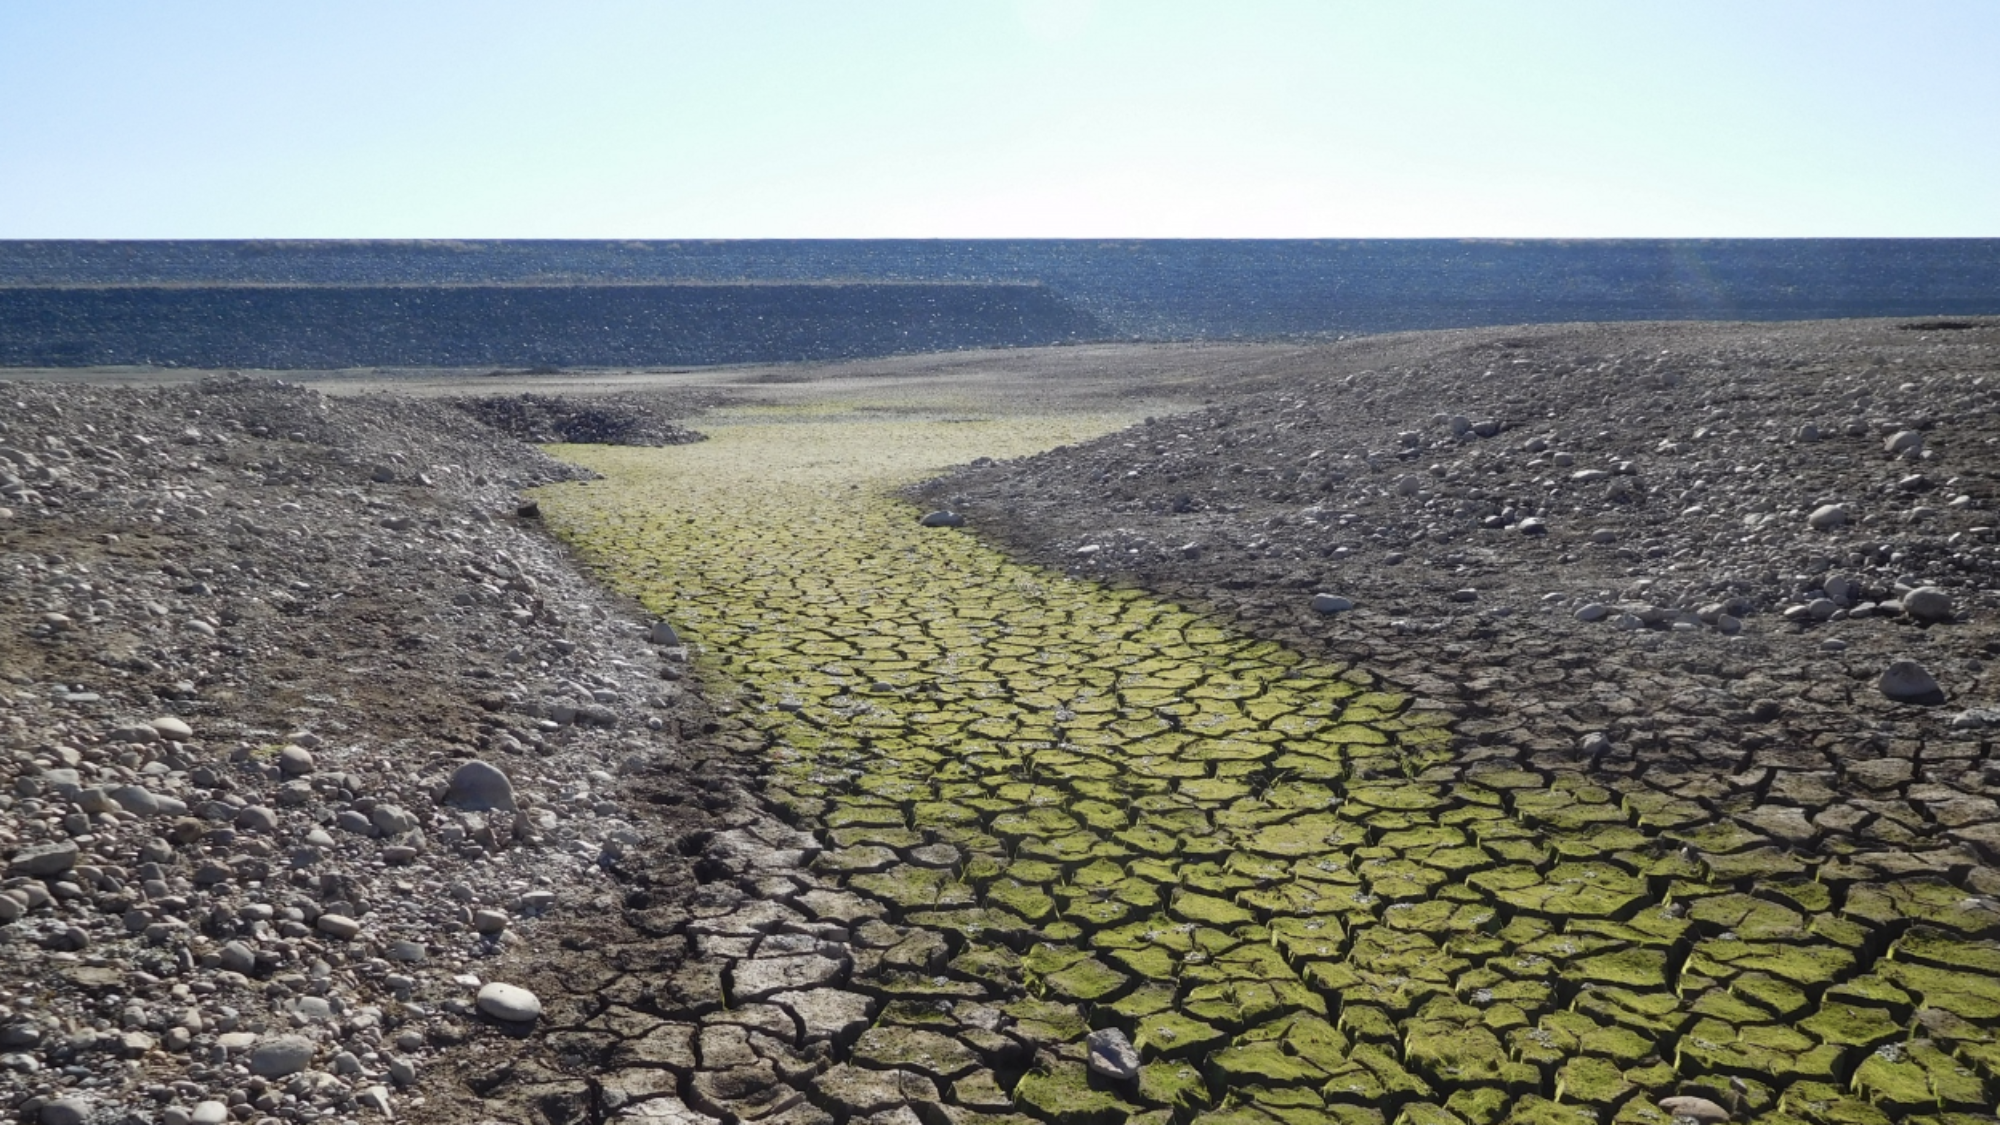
0,377 -> 772,1125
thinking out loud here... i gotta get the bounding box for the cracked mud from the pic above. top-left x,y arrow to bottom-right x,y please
535,401 -> 2000,1125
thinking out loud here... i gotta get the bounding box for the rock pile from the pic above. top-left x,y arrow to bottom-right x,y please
444,391 -> 712,448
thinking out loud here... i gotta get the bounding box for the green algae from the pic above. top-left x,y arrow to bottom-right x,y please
536,413 -> 2000,1124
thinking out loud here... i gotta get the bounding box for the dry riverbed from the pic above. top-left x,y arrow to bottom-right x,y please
3,316 -> 2000,1125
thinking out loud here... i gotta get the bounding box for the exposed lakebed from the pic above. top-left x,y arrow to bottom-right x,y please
537,407 -> 2000,1125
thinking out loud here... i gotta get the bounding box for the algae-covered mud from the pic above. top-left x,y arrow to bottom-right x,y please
539,409 -> 2000,1125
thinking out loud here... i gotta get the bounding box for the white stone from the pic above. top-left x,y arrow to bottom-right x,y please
149,716 -> 194,740
1807,504 -> 1847,530
475,981 -> 542,1022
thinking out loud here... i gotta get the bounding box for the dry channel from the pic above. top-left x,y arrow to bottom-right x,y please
536,406 -> 2000,1125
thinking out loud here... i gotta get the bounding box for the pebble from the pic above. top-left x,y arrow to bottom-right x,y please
149,716 -> 194,740
1884,429 -> 1924,458
235,805 -> 279,833
1309,593 -> 1354,614
1807,504 -> 1848,530
316,913 -> 362,940
1879,659 -> 1945,705
444,760 -> 517,811
1573,603 -> 1609,622
650,620 -> 682,646
1085,1027 -> 1141,1081
247,1034 -> 315,1077
190,1102 -> 229,1125
917,510 -> 966,527
475,982 -> 543,1022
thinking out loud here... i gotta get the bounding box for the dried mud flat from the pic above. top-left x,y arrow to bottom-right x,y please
3,315 -> 2000,1125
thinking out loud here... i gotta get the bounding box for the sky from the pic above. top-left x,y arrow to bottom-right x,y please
2,1 -> 1997,238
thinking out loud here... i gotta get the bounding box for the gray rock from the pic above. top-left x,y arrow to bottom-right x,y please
109,785 -> 163,815
1086,1027 -> 1141,1081
1574,603 -> 1609,622
190,1102 -> 230,1125
39,1098 -> 89,1125
248,1034 -> 316,1077
475,982 -> 542,1022
650,620 -> 682,646
1658,1096 -> 1730,1123
370,804 -> 418,836
1884,430 -> 1924,458
219,940 -> 257,975
444,760 -> 516,811
8,841 -> 79,878
918,510 -> 966,528
1903,586 -> 1955,623
1309,593 -> 1354,614
1517,516 -> 1547,535
472,909 -> 509,934
1879,659 -> 1945,705
1807,504 -> 1848,530
235,805 -> 279,834
316,914 -> 361,940
278,746 -> 315,776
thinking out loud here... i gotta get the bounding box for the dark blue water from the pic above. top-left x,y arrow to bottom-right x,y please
2,240 -> 1996,367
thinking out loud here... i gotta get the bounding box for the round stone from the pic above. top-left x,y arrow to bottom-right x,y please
1807,504 -> 1848,530
443,760 -> 517,811
278,746 -> 316,776
476,982 -> 542,1022
149,716 -> 194,741
191,1102 -> 230,1125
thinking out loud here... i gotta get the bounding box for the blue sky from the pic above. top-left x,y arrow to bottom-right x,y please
3,1 -> 1996,237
